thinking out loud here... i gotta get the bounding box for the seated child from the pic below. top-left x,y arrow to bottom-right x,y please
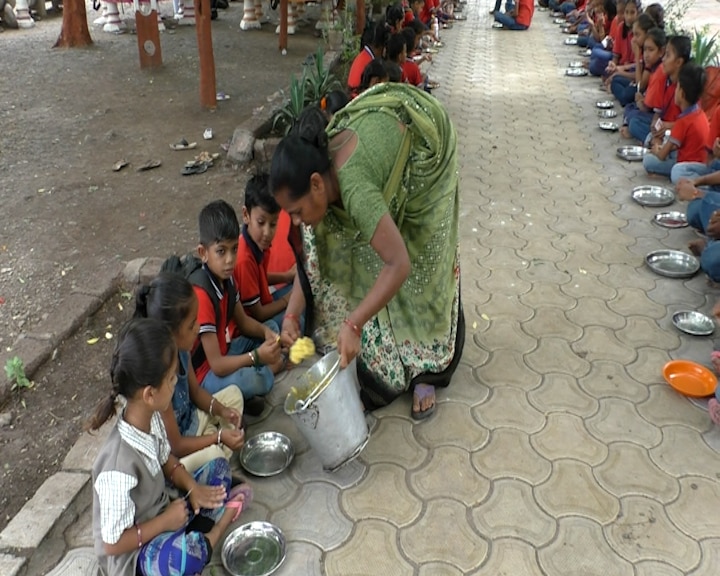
493,0 -> 534,30
347,21 -> 388,98
234,174 -> 302,333
680,190 -> 720,282
588,0 -> 624,76
90,318 -> 251,576
610,12 -> 656,106
578,0 -> 614,49
621,27 -> 666,138
387,33 -> 409,81
629,34 -> 689,143
387,3 -> 405,32
135,272 -> 246,474
192,200 -> 282,412
602,0 -> 639,87
643,63 -> 710,178
360,59 -> 390,92
400,28 -> 426,88
672,106 -> 720,185
319,89 -> 350,122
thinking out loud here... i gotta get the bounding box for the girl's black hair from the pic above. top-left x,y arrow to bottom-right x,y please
245,173 -> 280,214
360,20 -> 376,48
386,61 -> 403,83
134,271 -> 196,334
409,18 -> 426,37
401,26 -> 417,53
644,3 -> 664,29
269,106 -> 331,201
668,34 -> 692,63
86,318 -> 177,431
387,33 -> 406,62
634,12 -> 656,35
645,27 -> 667,50
386,3 -> 404,28
603,0 -> 617,23
322,89 -> 350,115
372,17 -> 390,56
360,58 -> 389,91
677,62 -> 706,105
622,0 -> 642,39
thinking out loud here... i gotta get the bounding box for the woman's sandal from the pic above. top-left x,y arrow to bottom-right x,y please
226,483 -> 253,522
708,398 -> 720,427
412,383 -> 436,421
169,138 -> 197,151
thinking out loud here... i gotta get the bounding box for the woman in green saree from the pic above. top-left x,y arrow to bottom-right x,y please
271,83 -> 465,420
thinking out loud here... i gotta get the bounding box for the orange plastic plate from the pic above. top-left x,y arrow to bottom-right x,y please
662,360 -> 718,398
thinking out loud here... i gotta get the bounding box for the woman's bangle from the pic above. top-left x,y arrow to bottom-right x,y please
169,462 -> 185,484
217,429 -> 223,446
135,523 -> 142,549
285,313 -> 300,327
208,398 -> 215,416
247,351 -> 254,367
251,348 -> 262,367
344,318 -> 362,338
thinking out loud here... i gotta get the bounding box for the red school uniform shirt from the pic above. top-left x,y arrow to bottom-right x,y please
347,46 -> 375,96
419,0 -> 435,24
402,60 -> 424,86
644,68 -> 681,122
707,106 -> 720,148
669,104 -> 711,163
516,0 -> 534,28
234,226 -> 273,314
612,25 -> 634,65
266,210 -> 296,287
192,267 -> 238,384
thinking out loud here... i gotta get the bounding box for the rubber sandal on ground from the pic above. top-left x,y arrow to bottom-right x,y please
225,483 -> 253,522
112,159 -> 129,172
428,80 -> 441,89
181,162 -> 208,176
136,159 -> 162,172
411,383 -> 436,421
170,138 -> 197,151
216,91 -> 231,101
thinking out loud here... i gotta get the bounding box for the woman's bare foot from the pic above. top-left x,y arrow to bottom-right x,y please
711,351 -> 720,375
688,238 -> 707,257
412,383 -> 436,420
708,398 -> 720,426
620,126 -> 630,139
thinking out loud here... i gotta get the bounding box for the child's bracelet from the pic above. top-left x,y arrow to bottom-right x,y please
217,429 -> 223,446
209,398 -> 215,416
285,313 -> 300,327
169,462 -> 185,484
251,348 -> 262,367
344,318 -> 362,338
135,523 -> 142,548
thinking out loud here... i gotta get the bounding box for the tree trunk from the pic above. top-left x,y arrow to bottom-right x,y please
54,0 -> 93,48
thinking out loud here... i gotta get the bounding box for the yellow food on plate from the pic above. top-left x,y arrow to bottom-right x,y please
289,337 -> 316,365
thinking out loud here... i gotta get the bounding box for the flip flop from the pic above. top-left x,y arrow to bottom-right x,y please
216,91 -> 231,101
112,159 -> 129,172
412,383 -> 436,421
181,162 -> 208,176
136,159 -> 162,172
170,138 -> 197,151
225,483 -> 253,522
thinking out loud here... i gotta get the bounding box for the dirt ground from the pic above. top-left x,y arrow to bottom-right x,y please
0,1 -> 330,532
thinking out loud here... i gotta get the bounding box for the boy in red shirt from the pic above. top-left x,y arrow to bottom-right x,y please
234,174 -> 300,333
673,106 -> 720,188
192,200 -> 282,414
493,0 -> 534,30
401,28 -> 426,88
643,63 -> 710,178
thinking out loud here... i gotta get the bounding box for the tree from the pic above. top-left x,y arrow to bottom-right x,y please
54,0 -> 93,48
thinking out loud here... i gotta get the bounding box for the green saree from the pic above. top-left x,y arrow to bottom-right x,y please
302,83 -> 464,407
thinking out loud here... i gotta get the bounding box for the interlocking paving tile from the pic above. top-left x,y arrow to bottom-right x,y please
475,348 -> 542,390
290,450 -> 366,490
251,469 -> 301,512
248,407 -> 310,455
625,347 -> 672,386
480,268 -> 533,296
616,316 -> 681,350
519,282 -> 577,310
477,319 -> 537,354
415,401 -> 490,451
342,463 -> 421,527
560,251 -> 610,276
471,387 -> 545,434
637,384 -> 711,433
437,362 -> 490,407
527,373 -> 598,417
400,498 -> 488,572
531,413 -> 608,465
604,496 -> 701,571
270,482 -> 352,550
688,539 -> 720,575
472,427 -> 551,485
571,325 -> 637,364
535,459 -> 619,523
594,442 -> 680,503
586,398 -> 662,448
418,562 -> 463,576
635,561 -> 685,576
666,477 -> 720,540
45,548 -> 96,576
409,446 -> 489,506
517,260 -> 572,285
272,542 -> 323,576
472,479 -> 556,547
608,287 -> 668,318
522,307 -> 584,341
360,417 -> 428,469
525,337 -> 591,377
560,273 -> 618,300
646,279 -> 708,308
325,520 -> 414,576
517,238 -> 567,263
538,517 -> 634,576
468,538 -> 545,576
563,297 -> 626,330
481,293 -> 534,322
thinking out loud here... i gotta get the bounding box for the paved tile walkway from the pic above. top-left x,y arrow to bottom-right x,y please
44,2 -> 720,575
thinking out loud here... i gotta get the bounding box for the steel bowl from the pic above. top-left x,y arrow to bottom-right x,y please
617,145 -> 648,161
568,61 -> 584,68
239,432 -> 295,477
645,249 -> 700,279
599,121 -> 619,131
491,21 -> 503,28
551,10 -> 563,16
672,310 -> 715,336
598,109 -> 618,118
631,185 -> 675,207
566,67 -> 588,76
554,17 -> 566,24
653,211 -> 689,228
222,522 -> 287,576
596,100 -> 614,109
564,37 -> 578,45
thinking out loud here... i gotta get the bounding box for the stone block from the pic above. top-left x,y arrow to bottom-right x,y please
227,128 -> 255,164
72,260 -> 123,301
121,258 -> 147,286
62,418 -> 114,472
26,292 -> 103,349
138,257 -> 165,286
0,554 -> 25,576
0,471 -> 89,550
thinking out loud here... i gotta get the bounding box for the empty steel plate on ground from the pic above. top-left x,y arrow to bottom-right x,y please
616,145 -> 648,161
599,121 -> 619,131
653,211 -> 688,228
672,310 -> 715,336
596,100 -> 614,109
551,10 -> 563,16
562,26 -> 572,33
239,432 -> 294,477
491,21 -> 503,28
568,61 -> 584,68
566,67 -> 588,76
564,37 -> 578,45
631,185 -> 675,207
662,360 -> 718,397
554,17 -> 566,23
645,249 -> 700,278
222,522 -> 286,576
598,109 -> 618,118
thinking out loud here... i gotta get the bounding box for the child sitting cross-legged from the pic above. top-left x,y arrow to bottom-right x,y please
191,200 -> 283,416
234,174 -> 303,336
134,272 -> 247,477
643,62 -> 710,178
90,318 -> 252,576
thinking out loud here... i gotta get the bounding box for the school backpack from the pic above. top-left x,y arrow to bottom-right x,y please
160,254 -> 237,370
701,66 -> 720,120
